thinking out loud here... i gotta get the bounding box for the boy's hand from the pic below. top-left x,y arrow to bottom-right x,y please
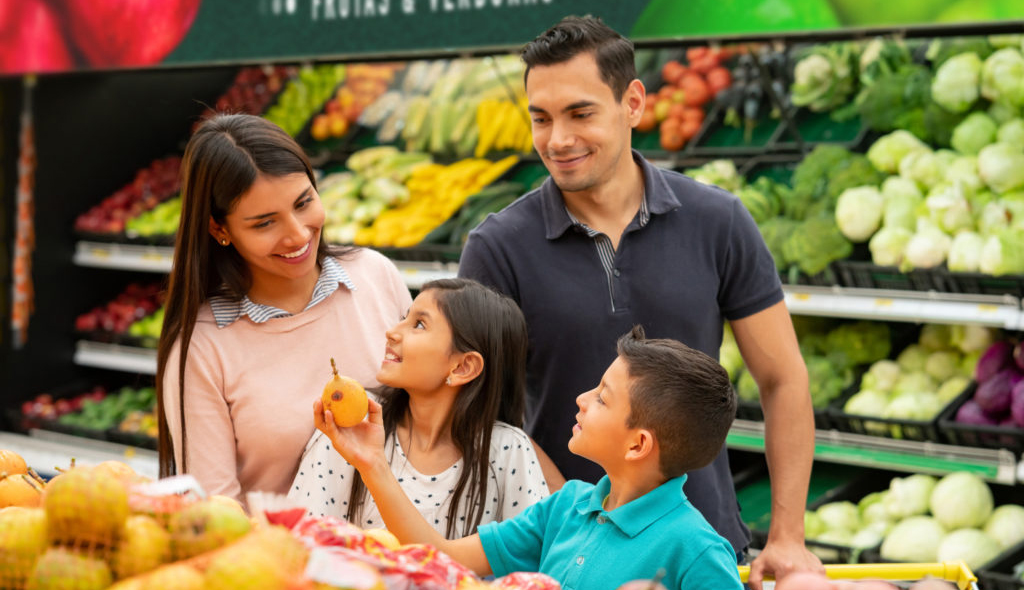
314,397 -> 387,472
747,539 -> 824,590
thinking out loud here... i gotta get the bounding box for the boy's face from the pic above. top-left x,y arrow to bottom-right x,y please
525,52 -> 642,197
568,356 -> 637,467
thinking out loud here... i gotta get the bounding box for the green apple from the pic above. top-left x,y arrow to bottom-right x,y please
111,514 -> 171,578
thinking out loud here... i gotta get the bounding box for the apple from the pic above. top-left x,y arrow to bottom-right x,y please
0,0 -> 74,75
58,0 -> 203,68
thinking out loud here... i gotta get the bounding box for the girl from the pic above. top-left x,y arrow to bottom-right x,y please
290,278 -> 562,538
157,114 -> 411,501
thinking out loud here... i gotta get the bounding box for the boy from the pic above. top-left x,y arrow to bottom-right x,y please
315,326 -> 743,590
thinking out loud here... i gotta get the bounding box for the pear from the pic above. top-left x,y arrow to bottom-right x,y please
0,507 -> 48,589
168,499 -> 251,560
322,357 -> 368,427
26,547 -> 112,590
44,466 -> 128,546
111,514 -> 171,578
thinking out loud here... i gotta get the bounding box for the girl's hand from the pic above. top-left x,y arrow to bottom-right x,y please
314,397 -> 387,473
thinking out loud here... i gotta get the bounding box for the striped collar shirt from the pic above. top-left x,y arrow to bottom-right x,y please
209,256 -> 356,328
564,192 -> 649,311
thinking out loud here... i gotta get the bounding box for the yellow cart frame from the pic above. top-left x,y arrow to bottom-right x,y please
738,562 -> 978,590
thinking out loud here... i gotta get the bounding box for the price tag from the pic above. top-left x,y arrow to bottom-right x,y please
874,298 -> 893,307
122,447 -> 136,459
89,248 -> 111,258
977,304 -> 998,314
792,292 -> 810,302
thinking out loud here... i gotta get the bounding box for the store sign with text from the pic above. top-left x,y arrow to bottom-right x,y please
2,0 -> 1023,75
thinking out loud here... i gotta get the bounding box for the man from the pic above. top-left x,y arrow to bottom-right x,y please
458,15 -> 823,589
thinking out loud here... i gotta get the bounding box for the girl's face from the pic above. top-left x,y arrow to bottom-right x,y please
211,172 -> 324,290
378,290 -> 458,393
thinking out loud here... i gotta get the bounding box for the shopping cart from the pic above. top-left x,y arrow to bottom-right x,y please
738,562 -> 979,590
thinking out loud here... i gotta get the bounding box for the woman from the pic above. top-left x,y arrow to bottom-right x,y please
157,113 -> 411,501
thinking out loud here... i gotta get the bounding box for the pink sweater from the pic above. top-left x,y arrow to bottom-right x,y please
162,249 -> 412,500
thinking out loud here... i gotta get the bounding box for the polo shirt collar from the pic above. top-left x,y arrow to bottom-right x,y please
539,149 -> 682,240
574,473 -> 689,538
209,256 -> 356,328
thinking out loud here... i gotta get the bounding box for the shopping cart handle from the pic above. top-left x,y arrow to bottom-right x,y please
737,561 -> 977,590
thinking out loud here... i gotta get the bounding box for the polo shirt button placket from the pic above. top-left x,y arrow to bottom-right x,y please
576,556 -> 584,566
596,515 -> 607,524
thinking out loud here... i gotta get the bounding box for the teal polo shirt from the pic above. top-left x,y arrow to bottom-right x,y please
478,475 -> 742,590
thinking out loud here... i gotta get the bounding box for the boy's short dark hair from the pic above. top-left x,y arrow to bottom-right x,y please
617,325 -> 737,478
521,15 -> 636,101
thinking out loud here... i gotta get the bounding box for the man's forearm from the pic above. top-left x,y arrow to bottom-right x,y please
761,381 -> 815,542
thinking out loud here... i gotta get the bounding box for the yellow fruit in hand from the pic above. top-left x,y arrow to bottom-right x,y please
322,358 -> 368,427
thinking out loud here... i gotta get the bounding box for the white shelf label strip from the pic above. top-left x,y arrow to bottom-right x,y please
74,340 -> 158,375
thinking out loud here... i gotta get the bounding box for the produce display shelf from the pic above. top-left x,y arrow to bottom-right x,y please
0,429 -> 158,480
74,340 -> 158,375
728,419 -> 1020,485
73,240 -> 456,290
74,241 -> 174,273
783,285 -> 1024,330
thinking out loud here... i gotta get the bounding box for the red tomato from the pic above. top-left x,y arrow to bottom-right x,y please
661,59 -> 688,85
706,66 -> 732,96
659,117 -> 685,151
637,106 -> 658,132
680,74 -> 711,107
680,118 -> 702,141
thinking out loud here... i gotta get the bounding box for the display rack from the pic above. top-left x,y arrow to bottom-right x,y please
0,430 -> 158,480
728,419 -> 1019,485
73,340 -> 158,375
73,241 -> 458,290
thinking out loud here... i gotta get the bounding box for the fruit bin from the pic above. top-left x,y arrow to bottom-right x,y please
834,260 -> 945,292
938,269 -> 1024,298
740,462 -> 878,563
938,384 -> 1024,456
977,542 -> 1024,590
13,379 -> 158,449
827,386 -> 951,443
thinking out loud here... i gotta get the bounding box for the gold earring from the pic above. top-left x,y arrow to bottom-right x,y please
221,239 -> 228,246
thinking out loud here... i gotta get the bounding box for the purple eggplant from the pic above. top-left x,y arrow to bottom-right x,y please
1013,380 -> 1024,427
957,399 -> 1000,426
975,369 -> 1017,414
976,341 -> 1014,383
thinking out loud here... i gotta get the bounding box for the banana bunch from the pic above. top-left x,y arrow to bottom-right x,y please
354,155 -> 519,248
475,97 -> 533,157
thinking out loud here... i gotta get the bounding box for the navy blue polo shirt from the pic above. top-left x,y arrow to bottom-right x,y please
458,150 -> 783,553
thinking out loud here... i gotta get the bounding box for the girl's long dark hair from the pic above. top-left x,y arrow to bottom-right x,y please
346,278 -> 528,538
156,113 -> 353,478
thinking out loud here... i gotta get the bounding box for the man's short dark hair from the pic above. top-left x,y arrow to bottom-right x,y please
617,325 -> 737,478
521,15 -> 636,101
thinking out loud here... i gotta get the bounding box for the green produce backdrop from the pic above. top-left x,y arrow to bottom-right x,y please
3,0 -> 1024,76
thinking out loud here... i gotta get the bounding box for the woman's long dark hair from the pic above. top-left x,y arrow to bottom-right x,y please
346,278 -> 528,538
156,113 -> 353,478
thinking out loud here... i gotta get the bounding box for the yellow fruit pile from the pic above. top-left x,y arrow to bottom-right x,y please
354,155 -> 519,248
475,98 -> 533,157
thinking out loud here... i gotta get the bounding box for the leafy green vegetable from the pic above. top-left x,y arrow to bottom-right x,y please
781,217 -> 852,276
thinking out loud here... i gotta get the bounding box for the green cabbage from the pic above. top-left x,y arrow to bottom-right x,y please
932,52 -> 983,114
836,186 -> 885,242
948,231 -> 986,272
867,131 -> 929,174
997,118 -> 1024,150
899,149 -> 944,190
937,376 -> 971,403
929,472 -> 994,530
978,142 -> 1024,194
936,529 -> 1002,570
816,501 -> 861,533
861,360 -> 901,393
924,350 -> 961,382
980,229 -> 1024,275
984,504 -> 1024,549
896,344 -> 929,372
951,112 -> 998,155
880,516 -> 946,562
886,474 -> 938,519
981,48 -> 1024,107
